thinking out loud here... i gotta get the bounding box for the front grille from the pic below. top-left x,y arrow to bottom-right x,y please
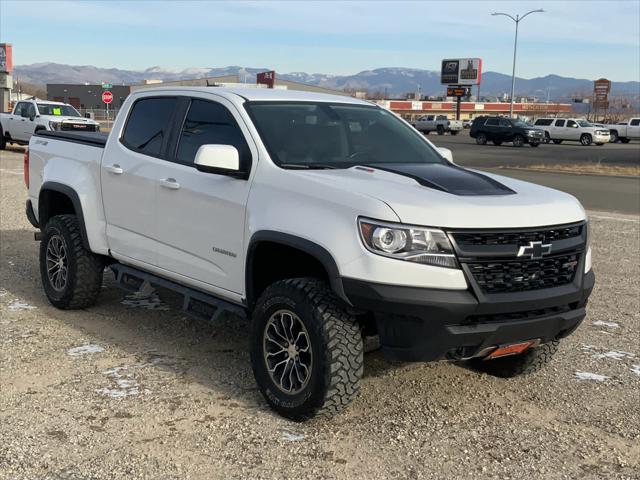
452,224 -> 582,246
466,253 -> 579,293
61,123 -> 98,132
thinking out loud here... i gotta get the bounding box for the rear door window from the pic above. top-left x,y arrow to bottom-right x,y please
175,99 -> 251,169
499,119 -> 511,127
121,97 -> 178,157
485,118 -> 499,126
554,119 -> 566,127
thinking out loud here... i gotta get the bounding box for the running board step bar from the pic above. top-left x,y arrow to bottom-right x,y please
110,263 -> 247,322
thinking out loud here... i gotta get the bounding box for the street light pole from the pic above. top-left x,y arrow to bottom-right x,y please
492,9 -> 544,117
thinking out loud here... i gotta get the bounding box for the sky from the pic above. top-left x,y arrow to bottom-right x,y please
1,0 -> 639,81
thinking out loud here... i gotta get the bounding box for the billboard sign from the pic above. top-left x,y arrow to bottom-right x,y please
257,70 -> 276,88
593,78 -> 611,109
441,58 -> 482,85
0,43 -> 13,73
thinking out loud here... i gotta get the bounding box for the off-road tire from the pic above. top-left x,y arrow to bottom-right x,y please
469,340 -> 560,378
492,140 -> 502,146
476,133 -> 487,145
580,134 -> 592,146
250,278 -> 363,421
512,135 -> 525,147
552,139 -> 563,145
40,214 -> 104,309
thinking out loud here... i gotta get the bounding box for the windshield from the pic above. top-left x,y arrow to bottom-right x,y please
245,102 -> 445,169
37,103 -> 81,117
577,120 -> 592,127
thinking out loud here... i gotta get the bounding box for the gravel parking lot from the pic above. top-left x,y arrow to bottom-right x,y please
1,148 -> 639,479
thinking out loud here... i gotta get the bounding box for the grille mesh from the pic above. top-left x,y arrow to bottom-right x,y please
467,253 -> 579,293
453,225 -> 582,246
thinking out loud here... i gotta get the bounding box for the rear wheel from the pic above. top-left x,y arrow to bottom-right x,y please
250,278 -> 363,421
512,135 -> 525,147
492,140 -> 502,146
469,341 -> 559,378
437,125 -> 445,135
552,139 -> 563,145
580,134 -> 592,146
40,215 -> 104,309
476,133 -> 487,145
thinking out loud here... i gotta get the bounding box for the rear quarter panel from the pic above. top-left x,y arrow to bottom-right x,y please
29,136 -> 109,254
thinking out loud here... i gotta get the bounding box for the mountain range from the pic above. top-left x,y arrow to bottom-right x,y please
12,63 -> 640,101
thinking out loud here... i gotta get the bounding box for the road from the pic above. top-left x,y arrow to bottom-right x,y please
431,131 -> 640,168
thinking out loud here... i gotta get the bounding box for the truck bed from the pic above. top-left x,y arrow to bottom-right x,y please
35,130 -> 108,148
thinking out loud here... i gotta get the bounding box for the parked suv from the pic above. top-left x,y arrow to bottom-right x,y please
469,116 -> 544,147
26,87 -> 594,420
533,118 -> 610,146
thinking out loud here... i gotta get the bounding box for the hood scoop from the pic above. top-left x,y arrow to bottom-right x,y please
368,163 -> 516,196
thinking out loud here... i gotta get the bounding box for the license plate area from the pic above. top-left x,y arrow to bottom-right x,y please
485,339 -> 539,360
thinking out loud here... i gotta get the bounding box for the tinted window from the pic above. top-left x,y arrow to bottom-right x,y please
567,120 -> 577,128
535,119 -> 553,126
122,98 -> 177,157
176,99 -> 251,168
630,119 -> 640,126
14,102 -> 28,116
485,118 -> 499,126
499,119 -> 511,127
555,119 -> 565,127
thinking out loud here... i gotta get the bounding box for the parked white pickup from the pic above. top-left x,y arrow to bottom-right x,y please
412,115 -> 463,135
0,99 -> 99,149
607,118 -> 640,143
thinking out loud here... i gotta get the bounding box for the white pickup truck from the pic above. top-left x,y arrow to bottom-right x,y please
1,99 -> 99,149
607,118 -> 640,143
25,87 -> 594,420
412,115 -> 463,135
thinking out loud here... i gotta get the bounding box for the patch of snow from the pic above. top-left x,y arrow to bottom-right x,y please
7,300 -> 36,311
592,320 -> 619,328
67,344 -> 104,356
631,364 -> 640,376
595,351 -> 635,361
574,371 -> 609,382
97,364 -> 150,398
282,431 -> 305,442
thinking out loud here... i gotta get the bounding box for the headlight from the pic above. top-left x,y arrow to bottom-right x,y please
358,218 -> 458,268
49,121 -> 61,131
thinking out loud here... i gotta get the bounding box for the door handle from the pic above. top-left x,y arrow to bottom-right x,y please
105,164 -> 123,175
160,178 -> 180,190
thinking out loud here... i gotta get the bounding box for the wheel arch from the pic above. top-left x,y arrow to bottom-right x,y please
39,182 -> 90,250
245,231 -> 349,308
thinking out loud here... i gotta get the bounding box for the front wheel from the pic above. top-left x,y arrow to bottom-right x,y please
250,278 -> 363,421
475,133 -> 487,145
512,135 -> 525,147
543,132 -> 551,144
469,341 -> 559,378
40,215 -> 104,309
437,126 -> 445,135
609,131 -> 618,143
450,130 -> 459,136
0,127 -> 6,150
580,134 -> 592,146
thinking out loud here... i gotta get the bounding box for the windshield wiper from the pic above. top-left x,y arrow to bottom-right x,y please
280,163 -> 340,170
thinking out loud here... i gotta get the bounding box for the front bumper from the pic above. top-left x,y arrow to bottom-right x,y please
593,133 -> 610,143
343,270 -> 594,362
526,132 -> 544,142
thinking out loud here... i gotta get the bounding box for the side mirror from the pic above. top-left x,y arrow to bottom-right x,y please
194,144 -> 247,179
437,147 -> 453,163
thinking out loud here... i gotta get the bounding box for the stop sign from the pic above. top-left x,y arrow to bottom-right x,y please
102,91 -> 113,104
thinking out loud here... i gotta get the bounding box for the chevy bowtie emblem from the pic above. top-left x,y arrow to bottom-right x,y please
517,241 -> 552,260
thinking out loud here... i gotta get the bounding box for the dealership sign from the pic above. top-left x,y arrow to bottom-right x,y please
441,58 -> 482,85
0,43 -> 12,73
257,70 -> 276,88
593,78 -> 611,109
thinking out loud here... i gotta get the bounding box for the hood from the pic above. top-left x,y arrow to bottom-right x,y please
43,116 -> 99,125
297,164 -> 586,229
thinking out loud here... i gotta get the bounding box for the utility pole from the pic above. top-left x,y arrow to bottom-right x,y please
491,9 -> 544,117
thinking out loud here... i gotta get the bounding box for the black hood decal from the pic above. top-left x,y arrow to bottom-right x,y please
368,163 -> 516,196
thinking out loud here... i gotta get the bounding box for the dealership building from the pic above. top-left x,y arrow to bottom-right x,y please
46,72 -> 571,120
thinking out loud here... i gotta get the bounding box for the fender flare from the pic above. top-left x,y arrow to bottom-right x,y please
245,230 -> 349,307
39,181 -> 91,250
